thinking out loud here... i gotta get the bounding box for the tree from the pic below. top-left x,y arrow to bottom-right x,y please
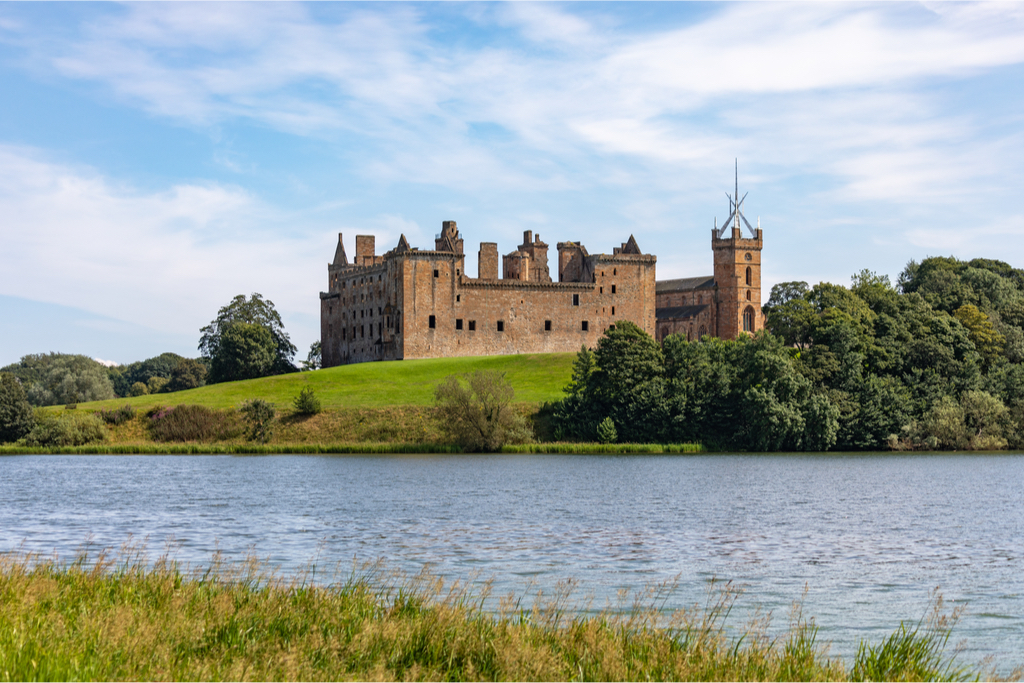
0,373 -> 35,443
301,341 -> 322,371
165,358 -> 208,392
588,321 -> 667,443
0,353 -> 114,407
200,293 -> 297,379
108,352 -> 186,397
208,323 -> 277,383
763,281 -> 815,348
954,304 -> 1005,367
434,371 -> 533,451
551,345 -> 601,440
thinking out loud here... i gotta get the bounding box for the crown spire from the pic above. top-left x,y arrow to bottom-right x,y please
715,160 -> 758,239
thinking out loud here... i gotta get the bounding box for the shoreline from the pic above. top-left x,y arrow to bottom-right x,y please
0,442 -> 704,455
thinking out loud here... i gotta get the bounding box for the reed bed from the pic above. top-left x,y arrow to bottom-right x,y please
501,442 -> 704,454
0,548 -> 998,682
0,443 -> 463,455
0,442 -> 703,455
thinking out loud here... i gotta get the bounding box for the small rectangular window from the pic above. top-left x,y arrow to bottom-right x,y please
497,320 -> 505,332
429,315 -> 436,329
611,284 -> 617,294
456,319 -> 463,330
611,306 -> 615,315
469,320 -> 476,331
456,294 -> 460,302
433,269 -> 439,278
544,320 -> 552,331
600,287 -> 603,294
582,320 -> 589,331
572,294 -> 580,306
361,325 -> 365,338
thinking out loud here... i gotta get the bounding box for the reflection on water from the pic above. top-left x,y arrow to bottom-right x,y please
1,453 -> 1021,670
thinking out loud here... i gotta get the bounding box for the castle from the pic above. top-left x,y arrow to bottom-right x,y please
319,171 -> 763,367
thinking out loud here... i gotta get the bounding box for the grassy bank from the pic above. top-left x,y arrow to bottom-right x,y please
79,353 -> 575,413
0,552 -> 988,682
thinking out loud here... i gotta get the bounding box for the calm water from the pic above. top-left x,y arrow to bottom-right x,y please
1,453 -> 1022,669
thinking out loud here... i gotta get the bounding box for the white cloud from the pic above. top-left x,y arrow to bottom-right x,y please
9,2 -> 1023,212
0,145 -> 326,351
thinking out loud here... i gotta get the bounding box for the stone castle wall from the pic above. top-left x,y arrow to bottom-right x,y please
320,224 -> 656,367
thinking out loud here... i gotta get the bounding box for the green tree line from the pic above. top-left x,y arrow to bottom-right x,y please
553,256 -> 1024,451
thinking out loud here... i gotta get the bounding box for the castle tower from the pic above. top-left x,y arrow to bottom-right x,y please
712,161 -> 763,339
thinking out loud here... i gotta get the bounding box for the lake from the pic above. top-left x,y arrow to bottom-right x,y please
1,453 -> 1021,671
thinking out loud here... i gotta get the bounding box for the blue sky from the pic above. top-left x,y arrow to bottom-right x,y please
2,2 -> 1024,366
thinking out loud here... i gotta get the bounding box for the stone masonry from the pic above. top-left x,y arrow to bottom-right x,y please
320,222 -> 657,366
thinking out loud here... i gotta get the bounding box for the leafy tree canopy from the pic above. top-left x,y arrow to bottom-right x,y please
200,293 -> 297,378
208,323 -> 278,384
0,353 -> 114,407
0,373 -> 35,443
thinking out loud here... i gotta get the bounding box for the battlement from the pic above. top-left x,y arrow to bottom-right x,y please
321,221 -> 657,366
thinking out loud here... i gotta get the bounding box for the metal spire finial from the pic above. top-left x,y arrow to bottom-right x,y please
715,159 -> 758,239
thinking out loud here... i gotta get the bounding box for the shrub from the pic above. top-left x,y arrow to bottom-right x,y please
434,371 -> 534,452
240,399 -> 276,443
596,416 -> 618,444
0,373 -> 35,443
293,386 -> 322,415
97,404 -> 136,426
22,411 -> 106,447
130,382 -> 149,397
149,405 -> 235,442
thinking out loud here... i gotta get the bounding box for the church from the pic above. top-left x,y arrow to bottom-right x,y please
655,164 -> 765,342
319,165 -> 763,367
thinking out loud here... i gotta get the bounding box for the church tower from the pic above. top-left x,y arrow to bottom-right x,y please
712,161 -> 764,339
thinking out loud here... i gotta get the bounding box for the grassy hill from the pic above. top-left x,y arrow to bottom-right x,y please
84,353 -> 576,412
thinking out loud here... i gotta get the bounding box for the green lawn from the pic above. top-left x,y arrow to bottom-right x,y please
83,353 -> 575,412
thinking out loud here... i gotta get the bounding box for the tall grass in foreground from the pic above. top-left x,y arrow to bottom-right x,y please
0,549 -> 1003,682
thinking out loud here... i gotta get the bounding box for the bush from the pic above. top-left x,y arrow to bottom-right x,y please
240,399 -> 276,443
434,371 -> 534,452
97,404 -> 136,426
149,405 -> 235,442
22,411 -> 106,447
130,382 -> 149,397
0,373 -> 35,443
293,386 -> 322,415
596,417 -> 618,444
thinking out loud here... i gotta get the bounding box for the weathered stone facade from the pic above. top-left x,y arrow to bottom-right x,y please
320,221 -> 657,366
654,225 -> 765,343
654,166 -> 766,342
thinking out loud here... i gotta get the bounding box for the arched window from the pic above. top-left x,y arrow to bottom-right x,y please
745,266 -> 752,286
660,326 -> 669,341
743,306 -> 755,332
746,289 -> 751,301
698,325 -> 707,339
